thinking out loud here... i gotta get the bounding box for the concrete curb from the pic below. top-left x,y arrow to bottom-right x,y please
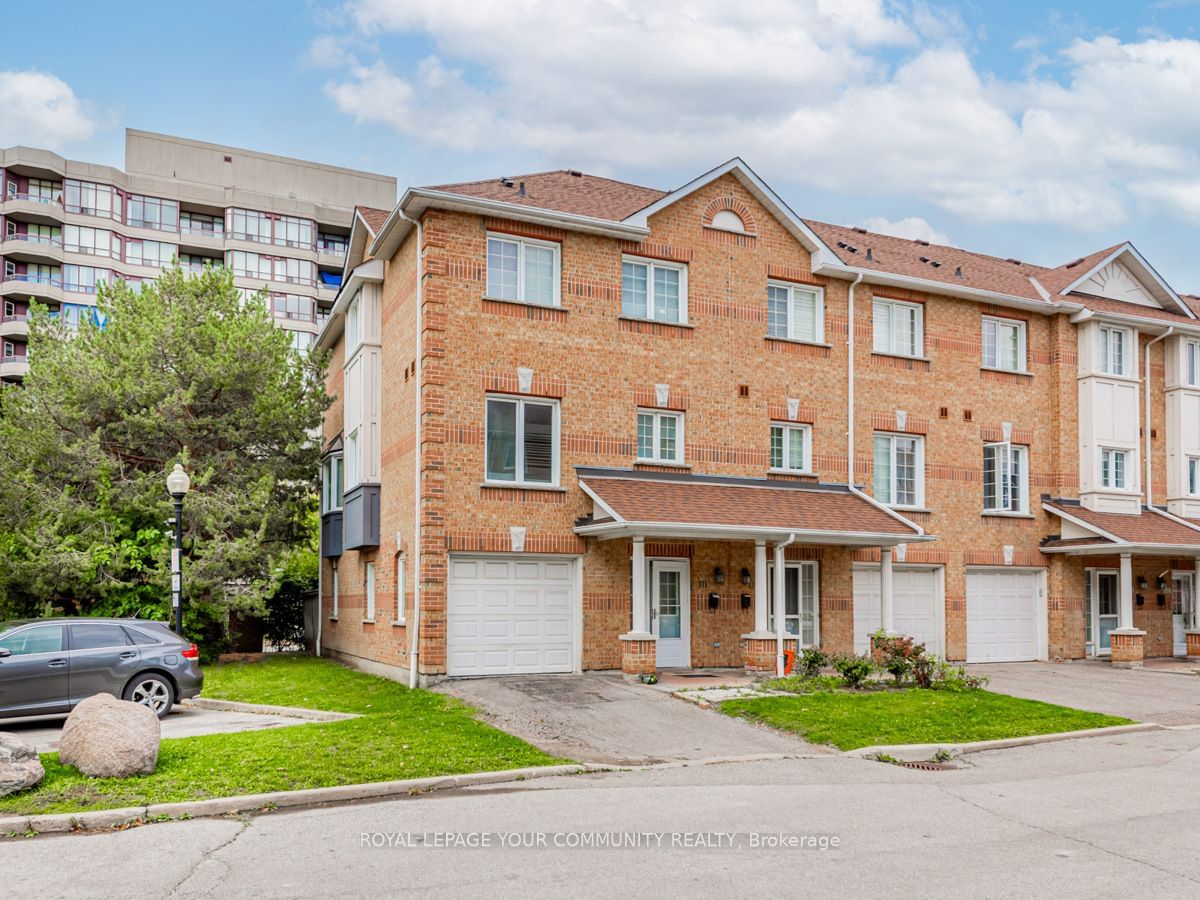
843,722 -> 1163,761
180,698 -> 357,722
0,763 -> 601,838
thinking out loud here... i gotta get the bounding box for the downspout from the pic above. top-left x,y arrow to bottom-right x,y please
845,273 -> 864,494
399,209 -> 424,689
315,556 -> 323,657
1144,328 -> 1174,509
774,532 -> 797,676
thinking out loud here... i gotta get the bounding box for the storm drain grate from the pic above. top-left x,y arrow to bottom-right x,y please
896,760 -> 958,771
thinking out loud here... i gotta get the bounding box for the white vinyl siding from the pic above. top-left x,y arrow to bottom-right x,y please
770,423 -> 812,473
1100,448 -> 1129,490
982,316 -> 1026,372
767,282 -> 823,343
872,298 -> 923,357
621,257 -> 687,324
1099,325 -> 1131,377
873,433 -> 924,508
486,235 -> 560,307
485,396 -> 559,486
983,443 -> 1028,513
636,410 -> 684,464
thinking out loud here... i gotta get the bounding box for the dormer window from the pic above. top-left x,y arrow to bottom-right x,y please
710,210 -> 747,233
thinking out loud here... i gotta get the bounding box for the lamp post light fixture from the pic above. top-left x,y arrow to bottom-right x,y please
166,464 -> 191,635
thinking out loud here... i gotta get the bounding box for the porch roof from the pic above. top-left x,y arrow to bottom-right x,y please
1041,499 -> 1200,555
574,467 -> 931,546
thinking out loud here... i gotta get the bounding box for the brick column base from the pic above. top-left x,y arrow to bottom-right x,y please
1186,629 -> 1200,661
1110,629 -> 1146,668
741,635 -> 799,674
620,635 -> 657,678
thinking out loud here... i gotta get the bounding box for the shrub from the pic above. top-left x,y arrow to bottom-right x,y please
913,654 -> 989,691
873,635 -> 926,686
832,653 -> 876,689
798,647 -> 828,678
764,674 -> 840,694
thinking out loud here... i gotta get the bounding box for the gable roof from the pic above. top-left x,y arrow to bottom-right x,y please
424,170 -> 666,221
356,206 -> 391,234
1044,243 -> 1193,318
1042,499 -> 1200,551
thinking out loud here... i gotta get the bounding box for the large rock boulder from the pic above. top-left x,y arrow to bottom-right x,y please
59,694 -> 161,778
0,732 -> 44,797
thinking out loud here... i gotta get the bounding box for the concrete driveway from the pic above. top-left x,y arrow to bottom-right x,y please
2,703 -> 317,753
968,660 -> 1200,725
436,673 -> 806,765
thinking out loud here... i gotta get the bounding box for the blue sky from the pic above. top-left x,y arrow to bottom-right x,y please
3,0 -> 1199,287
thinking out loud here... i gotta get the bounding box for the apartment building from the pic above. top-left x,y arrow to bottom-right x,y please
315,158 -> 1200,685
0,129 -> 396,381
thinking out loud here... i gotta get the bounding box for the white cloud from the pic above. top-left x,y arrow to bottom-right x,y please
861,216 -> 951,245
0,70 -> 99,151
319,2 -> 1200,231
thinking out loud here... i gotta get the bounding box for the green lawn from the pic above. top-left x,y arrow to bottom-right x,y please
721,689 -> 1132,751
0,655 -> 560,818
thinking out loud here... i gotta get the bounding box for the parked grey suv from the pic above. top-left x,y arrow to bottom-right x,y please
0,618 -> 203,719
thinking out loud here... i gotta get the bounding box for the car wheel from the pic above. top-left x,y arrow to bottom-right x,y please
124,674 -> 175,718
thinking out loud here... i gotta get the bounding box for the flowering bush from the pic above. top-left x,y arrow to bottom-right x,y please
832,653 -> 876,688
872,634 -> 926,686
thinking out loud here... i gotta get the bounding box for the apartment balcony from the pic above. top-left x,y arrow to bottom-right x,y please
317,243 -> 347,266
1,274 -> 63,304
1,193 -> 66,225
177,226 -> 225,254
0,233 -> 64,263
0,314 -> 29,339
0,354 -> 30,380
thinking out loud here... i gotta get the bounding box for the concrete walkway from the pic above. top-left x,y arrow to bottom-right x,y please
3,703 -> 318,753
967,660 -> 1200,725
436,673 -> 807,764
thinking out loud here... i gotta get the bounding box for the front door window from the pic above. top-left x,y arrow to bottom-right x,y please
1088,570 -> 1119,656
1173,573 -> 1194,656
768,562 -> 819,647
650,561 -> 689,668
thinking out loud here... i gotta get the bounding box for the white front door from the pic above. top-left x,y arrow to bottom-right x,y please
966,569 -> 1042,663
853,566 -> 942,656
1086,570 -> 1120,657
1173,572 -> 1194,656
651,560 -> 690,668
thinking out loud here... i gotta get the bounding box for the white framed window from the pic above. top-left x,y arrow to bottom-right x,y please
622,257 -> 687,324
346,428 -> 360,490
321,455 -> 344,513
395,555 -> 406,624
636,410 -> 684,464
1189,457 -> 1200,496
485,396 -> 560,485
1098,325 -> 1131,377
767,282 -> 824,343
365,562 -> 376,620
770,423 -> 812,473
1100,448 -> 1129,490
767,561 -> 820,646
872,298 -> 923,358
331,565 -> 340,619
983,443 -> 1028,513
345,290 -> 361,351
873,433 -> 924,508
1186,340 -> 1200,387
486,234 -> 560,307
982,316 -> 1026,372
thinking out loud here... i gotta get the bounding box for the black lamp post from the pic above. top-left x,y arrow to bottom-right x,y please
166,463 -> 191,635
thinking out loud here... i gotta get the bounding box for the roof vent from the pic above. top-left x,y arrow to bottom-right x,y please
866,248 -> 874,262
930,261 -> 942,268
853,227 -> 868,234
914,239 -> 930,246
1064,257 -> 1086,269
518,181 -> 527,197
954,266 -> 963,278
499,177 -> 514,187
1005,258 -> 1022,266
919,256 -> 930,263
567,169 -> 583,177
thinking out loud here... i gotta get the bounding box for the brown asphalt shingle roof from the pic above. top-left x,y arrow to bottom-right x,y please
356,206 -> 391,233
1045,501 -> 1200,547
582,476 -> 920,537
425,170 -> 667,221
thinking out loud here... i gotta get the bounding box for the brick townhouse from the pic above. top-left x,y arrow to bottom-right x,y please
315,159 -> 1200,685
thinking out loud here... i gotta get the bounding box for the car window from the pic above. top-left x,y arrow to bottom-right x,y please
0,624 -> 65,656
71,622 -> 132,651
123,626 -> 162,646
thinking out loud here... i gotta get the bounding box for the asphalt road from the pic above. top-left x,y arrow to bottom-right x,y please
5,726 -> 1200,899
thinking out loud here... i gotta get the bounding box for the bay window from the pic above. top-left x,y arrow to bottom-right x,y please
1100,448 -> 1129,490
1098,325 -> 1131,377
64,179 -> 119,219
1186,340 -> 1200,387
485,396 -> 559,486
321,455 -> 344,512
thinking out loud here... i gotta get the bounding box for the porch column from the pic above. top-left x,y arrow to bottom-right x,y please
630,537 -> 649,635
880,546 -> 896,634
773,541 -> 787,676
1112,552 -> 1146,669
1189,556 -> 1200,660
754,540 -> 769,634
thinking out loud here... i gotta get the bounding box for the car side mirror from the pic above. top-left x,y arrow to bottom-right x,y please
0,648 -> 10,658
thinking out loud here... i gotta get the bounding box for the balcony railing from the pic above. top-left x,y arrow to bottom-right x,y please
318,240 -> 348,255
180,224 -> 224,239
4,192 -> 62,205
273,309 -> 317,323
2,273 -> 63,288
1,314 -> 29,323
4,233 -> 63,248
1,354 -> 28,365
63,204 -> 122,221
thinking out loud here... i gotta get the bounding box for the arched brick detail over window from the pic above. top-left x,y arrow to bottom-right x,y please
702,196 -> 757,234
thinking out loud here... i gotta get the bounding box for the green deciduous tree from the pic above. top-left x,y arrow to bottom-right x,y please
0,266 -> 329,654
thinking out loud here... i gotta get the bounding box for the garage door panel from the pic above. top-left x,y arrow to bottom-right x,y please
967,570 -> 1040,663
853,568 -> 941,655
447,554 -> 576,677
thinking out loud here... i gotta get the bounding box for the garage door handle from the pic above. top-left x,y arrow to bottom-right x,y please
48,659 -> 67,668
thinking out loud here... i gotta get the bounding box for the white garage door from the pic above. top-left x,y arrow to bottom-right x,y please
447,555 -> 576,677
967,570 -> 1041,663
854,567 -> 941,656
